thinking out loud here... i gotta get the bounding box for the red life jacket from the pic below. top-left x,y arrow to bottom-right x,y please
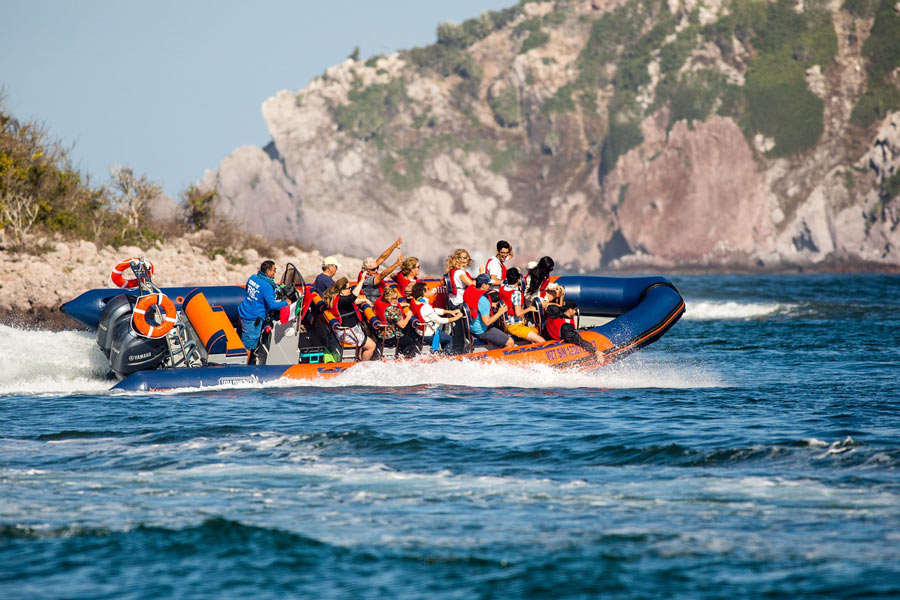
463,285 -> 492,322
373,296 -> 391,322
484,256 -> 507,282
545,316 -> 574,341
444,268 -> 464,296
331,293 -> 363,325
394,272 -> 414,296
497,284 -> 518,312
409,297 -> 427,321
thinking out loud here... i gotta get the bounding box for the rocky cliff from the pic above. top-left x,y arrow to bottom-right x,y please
202,0 -> 900,272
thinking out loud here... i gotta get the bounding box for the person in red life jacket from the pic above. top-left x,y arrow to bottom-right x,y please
483,240 -> 513,286
408,281 -> 462,353
322,277 -> 376,360
393,257 -> 422,298
374,287 -> 417,358
499,267 -> 545,344
544,298 -> 602,361
465,273 -> 514,349
358,236 -> 403,303
524,256 -> 557,304
444,248 -> 477,353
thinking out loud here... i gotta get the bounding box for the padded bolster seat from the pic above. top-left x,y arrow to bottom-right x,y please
183,289 -> 248,359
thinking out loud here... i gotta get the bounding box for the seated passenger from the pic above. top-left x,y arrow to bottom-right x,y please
499,267 -> 545,344
356,237 -> 403,303
359,253 -> 405,304
374,287 -> 417,358
394,257 -> 421,298
408,281 -> 462,353
321,277 -> 376,361
524,256 -> 557,304
444,248 -> 477,353
312,256 -> 341,295
464,273 -> 514,349
545,299 -> 602,362
483,240 -> 513,286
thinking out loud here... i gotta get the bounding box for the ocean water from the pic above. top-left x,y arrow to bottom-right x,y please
1,274 -> 898,599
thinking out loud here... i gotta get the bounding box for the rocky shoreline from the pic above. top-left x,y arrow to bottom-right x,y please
0,232 -> 361,331
2,233 -> 896,332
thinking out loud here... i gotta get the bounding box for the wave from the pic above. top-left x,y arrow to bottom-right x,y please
682,300 -> 797,321
0,324 -> 110,395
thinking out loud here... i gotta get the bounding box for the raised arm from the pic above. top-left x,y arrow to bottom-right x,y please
374,253 -> 404,285
374,236 -> 403,268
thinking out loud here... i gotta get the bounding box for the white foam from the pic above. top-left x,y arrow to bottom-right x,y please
0,324 -> 110,395
683,300 -> 794,320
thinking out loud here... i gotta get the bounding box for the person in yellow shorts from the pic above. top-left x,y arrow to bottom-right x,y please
498,267 -> 545,344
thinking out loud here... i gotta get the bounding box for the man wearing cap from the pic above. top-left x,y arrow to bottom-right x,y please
463,273 -> 514,349
313,256 -> 341,295
545,299 -> 602,361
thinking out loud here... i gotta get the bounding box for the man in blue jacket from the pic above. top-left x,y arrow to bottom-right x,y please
238,260 -> 288,358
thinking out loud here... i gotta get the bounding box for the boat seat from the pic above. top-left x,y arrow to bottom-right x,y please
182,289 -> 249,364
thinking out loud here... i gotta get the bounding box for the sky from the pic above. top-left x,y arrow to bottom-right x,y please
2,0 -> 514,198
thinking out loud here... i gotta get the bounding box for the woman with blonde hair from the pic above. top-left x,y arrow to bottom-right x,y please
444,248 -> 476,353
322,277 -> 376,360
394,256 -> 421,298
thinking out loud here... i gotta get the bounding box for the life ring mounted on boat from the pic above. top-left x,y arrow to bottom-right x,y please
110,258 -> 154,289
132,293 -> 177,338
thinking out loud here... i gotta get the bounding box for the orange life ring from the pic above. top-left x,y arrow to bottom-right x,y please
132,293 -> 177,338
110,258 -> 153,289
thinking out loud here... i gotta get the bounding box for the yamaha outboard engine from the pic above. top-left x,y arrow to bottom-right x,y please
97,294 -> 136,359
107,318 -> 167,377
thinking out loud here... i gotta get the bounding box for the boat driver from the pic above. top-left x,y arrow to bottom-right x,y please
237,260 -> 288,362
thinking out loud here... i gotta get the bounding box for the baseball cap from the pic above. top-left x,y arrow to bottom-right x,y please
322,255 -> 341,268
475,273 -> 491,287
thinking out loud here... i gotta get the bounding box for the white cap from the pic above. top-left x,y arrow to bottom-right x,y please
322,255 -> 341,268
527,260 -> 538,270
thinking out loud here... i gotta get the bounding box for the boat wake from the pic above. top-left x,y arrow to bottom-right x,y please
0,324 -> 111,395
1,324 -> 724,396
683,299 -> 796,320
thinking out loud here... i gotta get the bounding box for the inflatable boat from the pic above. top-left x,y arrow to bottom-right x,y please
60,259 -> 685,392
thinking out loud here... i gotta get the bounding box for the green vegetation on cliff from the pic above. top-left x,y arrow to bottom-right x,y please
851,0 -> 900,126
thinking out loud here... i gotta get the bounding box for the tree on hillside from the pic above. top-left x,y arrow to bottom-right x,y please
109,164 -> 161,235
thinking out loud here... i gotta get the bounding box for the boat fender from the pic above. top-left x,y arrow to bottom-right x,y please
110,258 -> 154,289
132,293 -> 177,338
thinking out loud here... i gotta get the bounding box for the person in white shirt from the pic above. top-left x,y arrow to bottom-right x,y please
483,240 -> 513,286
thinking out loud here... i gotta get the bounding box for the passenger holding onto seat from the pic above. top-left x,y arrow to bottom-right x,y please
374,287 -> 417,358
465,273 -> 514,349
394,257 -> 421,298
499,268 -> 545,344
545,299 -> 602,362
483,240 -> 513,286
238,260 -> 289,355
322,277 -> 376,361
409,281 -> 461,353
312,256 -> 341,295
444,249 -> 477,353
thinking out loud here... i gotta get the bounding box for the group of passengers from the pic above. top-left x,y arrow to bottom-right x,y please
239,237 -> 601,362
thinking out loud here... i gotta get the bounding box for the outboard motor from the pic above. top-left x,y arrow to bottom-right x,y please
107,317 -> 167,377
97,294 -> 136,359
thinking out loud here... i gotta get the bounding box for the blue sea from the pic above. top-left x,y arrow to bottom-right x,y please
1,274 -> 898,599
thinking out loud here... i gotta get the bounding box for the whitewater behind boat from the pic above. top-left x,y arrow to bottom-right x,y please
60,260 -> 685,392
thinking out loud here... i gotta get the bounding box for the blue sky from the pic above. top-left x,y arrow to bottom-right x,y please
2,0 -> 514,198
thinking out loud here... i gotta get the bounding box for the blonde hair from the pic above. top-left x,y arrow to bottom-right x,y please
444,248 -> 471,273
400,257 -> 419,276
383,287 -> 399,302
322,277 -> 349,306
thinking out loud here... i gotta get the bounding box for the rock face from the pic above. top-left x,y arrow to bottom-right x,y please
202,0 -> 900,272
